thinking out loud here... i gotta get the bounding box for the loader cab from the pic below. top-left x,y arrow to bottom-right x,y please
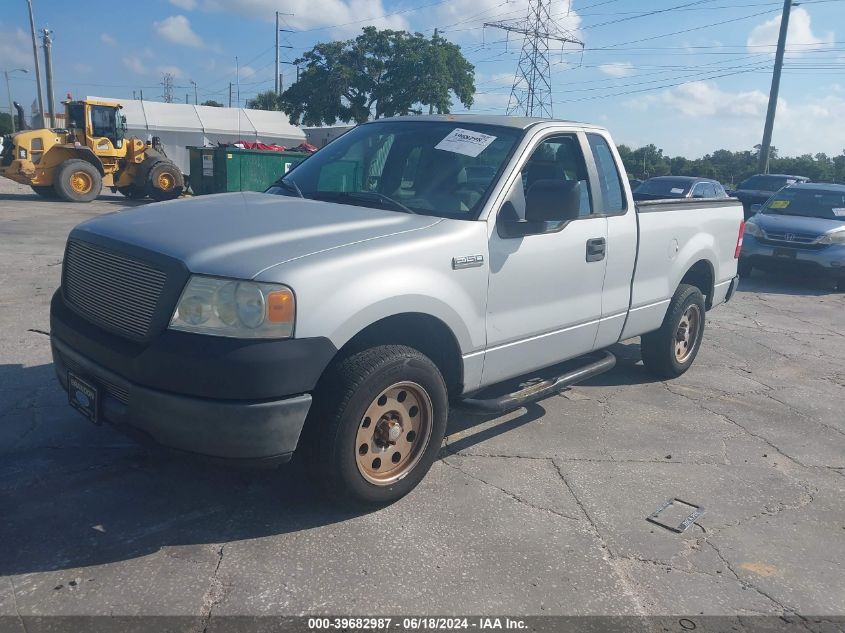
65,100 -> 126,153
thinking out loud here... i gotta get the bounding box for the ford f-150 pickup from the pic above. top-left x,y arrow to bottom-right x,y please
51,115 -> 745,505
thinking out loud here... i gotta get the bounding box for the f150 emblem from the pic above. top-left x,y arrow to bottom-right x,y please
785,233 -> 796,241
452,255 -> 484,269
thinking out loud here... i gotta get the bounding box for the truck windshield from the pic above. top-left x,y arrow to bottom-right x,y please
266,121 -> 522,219
762,188 -> 845,221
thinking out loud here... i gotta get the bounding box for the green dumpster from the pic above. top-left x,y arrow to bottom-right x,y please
188,146 -> 308,195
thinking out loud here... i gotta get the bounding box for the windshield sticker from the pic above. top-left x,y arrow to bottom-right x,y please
833,208 -> 845,217
435,128 -> 497,158
770,200 -> 790,209
670,188 -> 685,194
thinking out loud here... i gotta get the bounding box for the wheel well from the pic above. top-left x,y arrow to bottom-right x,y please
338,313 -> 464,396
680,260 -> 715,309
61,148 -> 105,176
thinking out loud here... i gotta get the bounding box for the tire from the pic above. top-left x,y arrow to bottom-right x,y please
54,159 -> 102,203
118,184 -> 147,199
302,345 -> 449,507
737,259 -> 753,277
148,161 -> 184,201
31,185 -> 58,199
641,284 -> 706,379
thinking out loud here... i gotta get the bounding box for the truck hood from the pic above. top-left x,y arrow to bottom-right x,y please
71,192 -> 443,279
752,212 -> 845,238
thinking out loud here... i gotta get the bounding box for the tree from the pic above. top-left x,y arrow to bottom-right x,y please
246,91 -> 283,111
201,100 -> 223,107
0,112 -> 12,135
280,27 -> 475,126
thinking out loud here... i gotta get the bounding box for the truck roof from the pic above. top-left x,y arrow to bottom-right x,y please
364,114 -> 603,131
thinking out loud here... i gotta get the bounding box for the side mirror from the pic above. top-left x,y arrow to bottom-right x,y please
497,180 -> 582,238
750,204 -> 762,214
525,179 -> 581,222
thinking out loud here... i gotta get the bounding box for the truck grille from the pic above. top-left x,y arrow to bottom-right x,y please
63,240 -> 167,339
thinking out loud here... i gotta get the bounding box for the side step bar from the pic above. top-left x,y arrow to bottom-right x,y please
457,350 -> 616,414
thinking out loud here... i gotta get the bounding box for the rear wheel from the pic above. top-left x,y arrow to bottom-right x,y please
148,162 -> 184,201
31,185 -> 58,199
54,159 -> 102,203
302,345 -> 448,506
641,284 -> 706,379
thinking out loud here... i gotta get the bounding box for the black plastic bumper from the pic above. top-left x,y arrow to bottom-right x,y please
50,290 -> 337,400
53,334 -> 313,462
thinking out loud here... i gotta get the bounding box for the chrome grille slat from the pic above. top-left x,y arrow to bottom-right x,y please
61,353 -> 130,405
63,240 -> 167,338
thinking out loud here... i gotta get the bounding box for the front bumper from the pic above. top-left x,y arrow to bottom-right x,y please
50,290 -> 337,462
740,236 -> 845,279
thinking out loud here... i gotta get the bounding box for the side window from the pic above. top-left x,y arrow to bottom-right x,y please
587,133 -> 626,213
691,183 -> 706,198
520,135 -> 593,217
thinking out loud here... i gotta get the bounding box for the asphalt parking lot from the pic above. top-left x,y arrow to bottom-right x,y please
1,177 -> 844,628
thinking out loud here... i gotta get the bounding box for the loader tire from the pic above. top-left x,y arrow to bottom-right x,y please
31,185 -> 58,199
55,160 -> 102,203
148,162 -> 184,201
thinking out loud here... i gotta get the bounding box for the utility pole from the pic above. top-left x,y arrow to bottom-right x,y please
429,28 -> 439,114
4,69 -> 29,133
132,89 -> 137,100
41,28 -> 56,127
758,0 -> 792,174
274,12 -> 294,95
190,79 -> 198,104
235,56 -> 240,107
26,0 -> 45,125
228,82 -> 232,107
485,0 -> 583,117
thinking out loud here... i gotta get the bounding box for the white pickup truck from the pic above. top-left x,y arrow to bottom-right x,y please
51,115 -> 744,505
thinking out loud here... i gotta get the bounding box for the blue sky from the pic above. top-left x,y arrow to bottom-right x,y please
2,0 -> 843,157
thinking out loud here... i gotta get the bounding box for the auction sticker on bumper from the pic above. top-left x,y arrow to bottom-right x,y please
68,372 -> 99,424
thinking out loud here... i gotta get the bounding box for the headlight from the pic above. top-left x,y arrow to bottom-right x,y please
169,276 -> 295,338
818,229 -> 845,245
744,220 -> 764,238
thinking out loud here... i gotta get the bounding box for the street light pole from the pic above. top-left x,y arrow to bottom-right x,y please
4,68 -> 29,133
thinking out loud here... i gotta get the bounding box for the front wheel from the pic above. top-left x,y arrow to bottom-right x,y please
148,162 -> 184,201
302,345 -> 448,506
641,284 -> 706,379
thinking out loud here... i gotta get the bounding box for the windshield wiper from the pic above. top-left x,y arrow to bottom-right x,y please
277,177 -> 304,198
319,191 -> 417,214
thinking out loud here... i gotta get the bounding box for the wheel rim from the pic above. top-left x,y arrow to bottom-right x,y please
675,304 -> 701,363
355,381 -> 433,486
70,171 -> 93,194
157,172 -> 175,191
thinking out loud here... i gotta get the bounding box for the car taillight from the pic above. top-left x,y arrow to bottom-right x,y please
734,221 -> 745,259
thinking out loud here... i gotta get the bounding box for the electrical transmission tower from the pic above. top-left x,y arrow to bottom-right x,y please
161,73 -> 175,103
485,0 -> 583,117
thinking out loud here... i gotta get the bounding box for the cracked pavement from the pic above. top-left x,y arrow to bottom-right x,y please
1,179 -> 844,625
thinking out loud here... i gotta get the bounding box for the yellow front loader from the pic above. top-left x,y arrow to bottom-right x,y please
0,99 -> 183,203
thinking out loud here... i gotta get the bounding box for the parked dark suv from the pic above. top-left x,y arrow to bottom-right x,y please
731,174 -> 810,219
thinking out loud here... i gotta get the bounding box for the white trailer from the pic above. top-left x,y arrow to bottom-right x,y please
87,97 -> 306,177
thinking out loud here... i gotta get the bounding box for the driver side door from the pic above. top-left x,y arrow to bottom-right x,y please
482,131 -> 608,386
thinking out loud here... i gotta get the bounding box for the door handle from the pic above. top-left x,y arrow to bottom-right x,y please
586,237 -> 606,262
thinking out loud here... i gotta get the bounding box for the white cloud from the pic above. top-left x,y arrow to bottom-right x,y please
153,15 -> 205,48
100,33 -> 116,46
170,0 -> 198,9
747,7 -> 834,56
1,27 -> 33,67
72,63 -> 93,74
199,0 -> 407,34
157,65 -> 184,79
122,55 -> 148,75
598,62 -> 634,78
624,81 -> 845,157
